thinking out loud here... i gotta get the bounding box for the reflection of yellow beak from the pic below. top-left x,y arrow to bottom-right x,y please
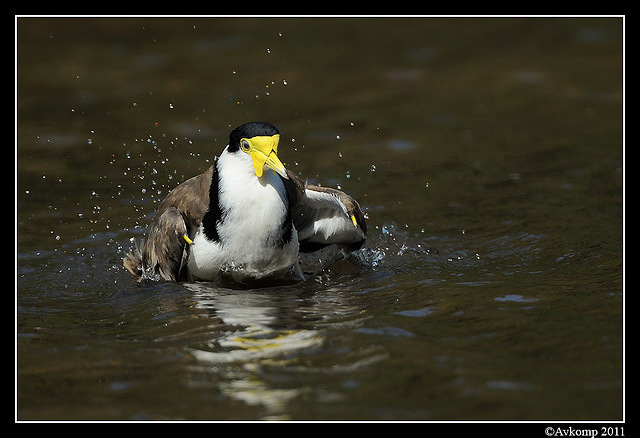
242,134 -> 288,179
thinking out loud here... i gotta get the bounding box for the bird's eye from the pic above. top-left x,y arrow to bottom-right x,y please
240,139 -> 251,152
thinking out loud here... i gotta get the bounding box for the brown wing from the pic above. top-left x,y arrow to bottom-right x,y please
124,166 -> 214,281
155,165 -> 213,230
140,206 -> 190,281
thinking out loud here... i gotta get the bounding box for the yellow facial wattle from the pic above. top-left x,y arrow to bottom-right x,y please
240,134 -> 288,178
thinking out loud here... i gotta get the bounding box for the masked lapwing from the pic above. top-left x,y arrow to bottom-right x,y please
123,121 -> 367,283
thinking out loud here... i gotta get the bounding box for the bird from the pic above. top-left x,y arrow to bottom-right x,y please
123,121 -> 367,283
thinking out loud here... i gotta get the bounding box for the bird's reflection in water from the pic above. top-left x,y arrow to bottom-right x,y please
182,272 -> 382,419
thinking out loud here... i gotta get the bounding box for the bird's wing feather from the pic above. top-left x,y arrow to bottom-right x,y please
286,170 -> 367,253
138,166 -> 214,281
142,207 -> 189,281
156,166 -> 213,230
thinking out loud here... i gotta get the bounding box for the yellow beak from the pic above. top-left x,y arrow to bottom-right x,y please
242,134 -> 288,179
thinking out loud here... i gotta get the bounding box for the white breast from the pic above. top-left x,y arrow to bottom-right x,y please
187,148 -> 299,281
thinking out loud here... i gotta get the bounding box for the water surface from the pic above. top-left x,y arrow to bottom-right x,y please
17,17 -> 623,421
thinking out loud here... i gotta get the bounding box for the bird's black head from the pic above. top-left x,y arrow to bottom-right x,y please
228,121 -> 280,152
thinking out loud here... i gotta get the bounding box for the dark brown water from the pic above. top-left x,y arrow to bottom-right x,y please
17,17 -> 623,421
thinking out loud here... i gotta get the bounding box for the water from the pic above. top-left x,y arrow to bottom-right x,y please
17,17 -> 623,421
